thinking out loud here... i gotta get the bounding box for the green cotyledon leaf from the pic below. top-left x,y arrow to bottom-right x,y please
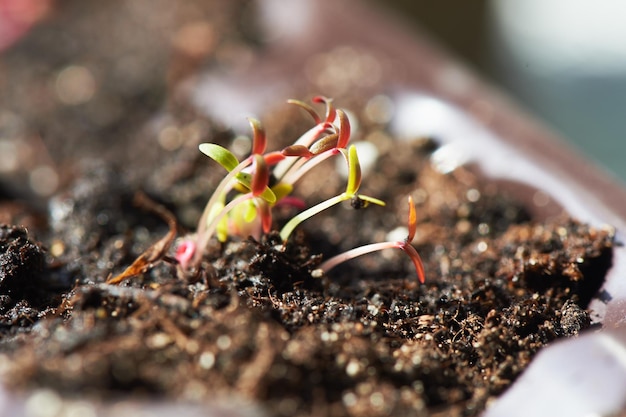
357,194 -> 386,207
345,145 -> 362,196
199,143 -> 240,172
233,172 -> 277,204
271,182 -> 293,202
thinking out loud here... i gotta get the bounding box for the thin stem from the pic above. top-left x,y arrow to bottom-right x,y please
318,241 -> 400,273
279,193 -> 349,241
401,243 -> 426,284
273,123 -> 331,180
317,240 -> 425,283
281,148 -> 340,186
192,192 -> 254,266
278,155 -> 309,185
294,123 -> 333,147
196,157 -> 252,240
287,99 -> 321,125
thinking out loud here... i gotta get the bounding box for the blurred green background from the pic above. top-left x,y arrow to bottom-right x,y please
376,0 -> 626,186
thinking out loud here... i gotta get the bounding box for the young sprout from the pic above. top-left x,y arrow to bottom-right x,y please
194,153 -> 275,259
185,136 -> 277,267
286,95 -> 336,125
315,196 -> 426,284
277,109 -> 353,187
194,118 -> 271,249
279,144 -> 385,242
176,96 -> 386,274
116,96 -> 426,289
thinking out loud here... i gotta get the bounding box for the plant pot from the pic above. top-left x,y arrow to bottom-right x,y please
1,1 -> 625,416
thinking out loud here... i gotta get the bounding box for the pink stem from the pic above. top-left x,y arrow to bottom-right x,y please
273,123 -> 332,180
282,148 -> 340,185
318,241 -> 399,273
318,241 -> 425,283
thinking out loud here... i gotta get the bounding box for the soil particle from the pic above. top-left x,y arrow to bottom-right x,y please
0,225 -> 45,295
560,299 -> 591,336
0,225 -> 46,301
0,224 -> 63,333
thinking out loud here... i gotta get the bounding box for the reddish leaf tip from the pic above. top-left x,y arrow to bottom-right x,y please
312,96 -> 336,123
401,243 -> 426,284
264,151 -> 287,165
251,154 -> 269,196
248,118 -> 267,155
336,109 -> 351,149
406,195 -> 417,243
259,201 -> 273,233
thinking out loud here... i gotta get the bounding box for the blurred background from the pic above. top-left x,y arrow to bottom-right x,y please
374,0 -> 626,185
2,0 -> 625,186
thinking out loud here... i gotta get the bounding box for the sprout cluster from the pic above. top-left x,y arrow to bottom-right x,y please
176,97 -> 425,283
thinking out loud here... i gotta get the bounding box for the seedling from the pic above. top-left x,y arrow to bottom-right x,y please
171,96 -> 426,283
315,196 -> 425,283
278,144 -> 385,242
181,97 -> 352,269
191,119 -> 278,262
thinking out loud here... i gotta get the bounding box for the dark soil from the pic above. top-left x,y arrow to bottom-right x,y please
0,1 -> 615,416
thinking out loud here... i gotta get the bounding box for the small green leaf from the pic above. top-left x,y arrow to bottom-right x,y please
345,145 -> 362,196
259,187 -> 277,204
358,194 -> 386,207
199,143 -> 240,172
216,217 -> 229,242
243,200 -> 257,222
234,172 -> 252,190
207,198 -> 229,242
271,182 -> 293,201
234,171 -> 276,204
